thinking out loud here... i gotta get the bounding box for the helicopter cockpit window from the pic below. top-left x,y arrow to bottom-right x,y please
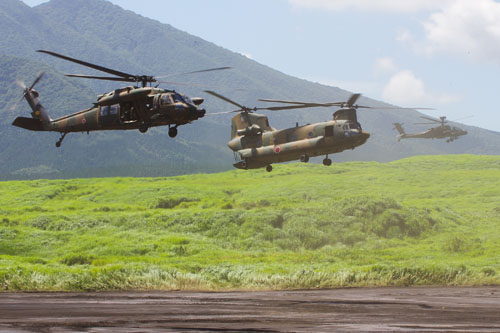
160,94 -> 172,105
181,95 -> 193,105
172,94 -> 184,103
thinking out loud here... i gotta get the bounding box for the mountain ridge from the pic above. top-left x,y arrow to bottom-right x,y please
0,0 -> 498,179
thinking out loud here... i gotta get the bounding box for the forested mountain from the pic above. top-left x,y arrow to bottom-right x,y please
1,0 -> 499,179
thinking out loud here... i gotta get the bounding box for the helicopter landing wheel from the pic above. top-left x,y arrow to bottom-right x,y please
323,158 -> 332,166
168,127 -> 178,138
266,165 -> 273,172
300,154 -> 309,163
139,122 -> 148,133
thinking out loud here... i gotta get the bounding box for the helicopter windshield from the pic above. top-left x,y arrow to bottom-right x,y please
172,93 -> 193,105
182,95 -> 194,105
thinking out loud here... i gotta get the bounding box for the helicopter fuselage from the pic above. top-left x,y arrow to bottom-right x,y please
14,86 -> 206,135
398,125 -> 467,141
229,118 -> 370,169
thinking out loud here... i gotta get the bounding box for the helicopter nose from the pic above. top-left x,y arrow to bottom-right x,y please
360,131 -> 370,142
197,108 -> 206,118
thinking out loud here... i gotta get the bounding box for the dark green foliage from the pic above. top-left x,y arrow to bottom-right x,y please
61,254 -> 94,266
151,197 -> 199,209
338,196 -> 436,239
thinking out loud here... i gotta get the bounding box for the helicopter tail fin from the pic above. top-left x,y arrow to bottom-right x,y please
12,73 -> 52,131
393,123 -> 406,135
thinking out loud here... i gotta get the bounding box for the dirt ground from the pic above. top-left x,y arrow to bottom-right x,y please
1,287 -> 499,332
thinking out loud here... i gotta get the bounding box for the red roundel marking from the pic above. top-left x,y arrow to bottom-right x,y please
82,118 -> 86,124
275,146 -> 281,153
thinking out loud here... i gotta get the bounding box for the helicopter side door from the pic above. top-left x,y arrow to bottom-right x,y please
99,104 -> 120,127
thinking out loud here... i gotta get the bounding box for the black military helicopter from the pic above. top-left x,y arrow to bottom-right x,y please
12,50 -> 230,147
394,115 -> 468,143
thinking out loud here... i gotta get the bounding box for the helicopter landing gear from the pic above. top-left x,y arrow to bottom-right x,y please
55,132 -> 67,148
323,156 -> 332,166
168,126 -> 178,138
266,165 -> 273,172
139,122 -> 148,133
300,154 -> 309,163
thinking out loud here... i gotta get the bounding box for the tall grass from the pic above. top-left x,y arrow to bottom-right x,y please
0,155 -> 499,291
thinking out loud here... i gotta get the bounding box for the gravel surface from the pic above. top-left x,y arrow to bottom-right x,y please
1,287 -> 500,332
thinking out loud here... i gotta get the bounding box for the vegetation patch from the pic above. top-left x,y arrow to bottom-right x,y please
0,155 -> 499,291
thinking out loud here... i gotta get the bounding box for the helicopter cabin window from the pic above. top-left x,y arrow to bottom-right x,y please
160,94 -> 172,105
100,106 -> 109,116
109,105 -> 119,115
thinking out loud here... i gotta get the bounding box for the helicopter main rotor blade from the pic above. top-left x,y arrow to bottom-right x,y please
65,74 -> 137,82
204,90 -> 245,109
37,50 -> 135,80
259,104 -> 329,111
259,93 -> 363,108
451,115 -> 474,122
156,67 -> 231,79
204,110 -> 241,116
420,115 -> 441,123
346,93 -> 361,107
258,98 -> 341,106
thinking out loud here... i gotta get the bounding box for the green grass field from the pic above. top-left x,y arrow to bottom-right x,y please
0,155 -> 499,291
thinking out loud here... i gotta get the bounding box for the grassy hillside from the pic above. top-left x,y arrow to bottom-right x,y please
0,155 -> 499,291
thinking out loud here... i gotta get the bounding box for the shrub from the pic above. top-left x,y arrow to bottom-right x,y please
61,254 -> 94,266
151,197 -> 199,209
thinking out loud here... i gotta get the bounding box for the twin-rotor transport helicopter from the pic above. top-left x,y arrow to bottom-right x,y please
12,50 -> 467,172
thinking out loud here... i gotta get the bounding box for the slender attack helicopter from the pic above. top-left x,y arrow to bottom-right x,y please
205,91 -> 377,172
393,116 -> 468,143
12,50 -> 230,147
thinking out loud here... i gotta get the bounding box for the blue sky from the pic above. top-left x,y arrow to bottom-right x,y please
22,0 -> 500,132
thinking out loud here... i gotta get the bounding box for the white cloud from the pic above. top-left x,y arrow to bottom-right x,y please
382,70 -> 460,105
373,57 -> 397,75
418,0 -> 500,63
288,0 -> 451,13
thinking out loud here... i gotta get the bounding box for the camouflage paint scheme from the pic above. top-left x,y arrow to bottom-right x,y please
393,123 -> 467,143
228,109 -> 370,170
12,86 -> 206,145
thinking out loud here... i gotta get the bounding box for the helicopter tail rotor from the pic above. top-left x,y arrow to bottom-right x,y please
10,71 -> 45,114
11,71 -> 52,130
